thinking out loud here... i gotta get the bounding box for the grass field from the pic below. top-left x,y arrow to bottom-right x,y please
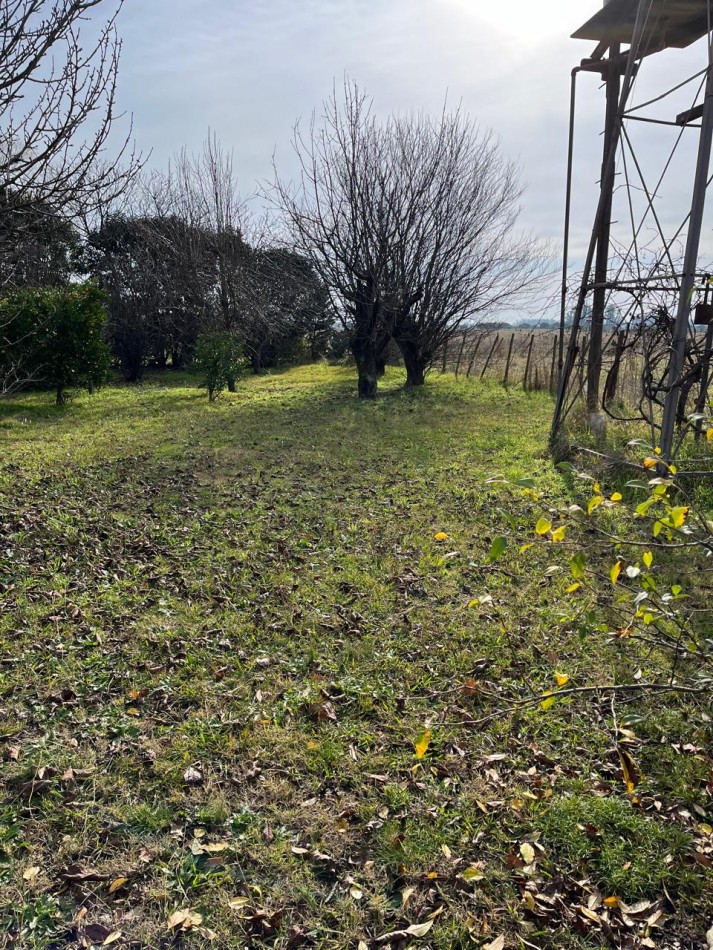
0,365 -> 710,949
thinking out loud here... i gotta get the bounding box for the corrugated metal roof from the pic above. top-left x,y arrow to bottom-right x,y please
572,0 -> 711,52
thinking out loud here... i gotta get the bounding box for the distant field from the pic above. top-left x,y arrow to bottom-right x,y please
440,328 -> 649,411
0,366 -> 710,948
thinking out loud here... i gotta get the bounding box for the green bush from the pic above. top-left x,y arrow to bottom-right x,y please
194,330 -> 244,401
0,283 -> 111,403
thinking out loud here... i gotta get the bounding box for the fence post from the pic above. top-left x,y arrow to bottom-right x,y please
465,335 -> 483,379
523,333 -> 535,390
577,333 -> 589,394
441,341 -> 448,374
454,331 -> 468,378
503,333 -> 515,387
480,334 -> 500,380
548,334 -> 558,393
603,329 -> 626,405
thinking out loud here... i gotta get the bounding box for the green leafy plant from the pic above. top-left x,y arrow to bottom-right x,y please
194,330 -> 244,401
0,283 -> 111,403
483,443 -> 713,704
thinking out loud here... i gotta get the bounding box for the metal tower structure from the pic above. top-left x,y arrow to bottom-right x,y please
552,0 -> 713,459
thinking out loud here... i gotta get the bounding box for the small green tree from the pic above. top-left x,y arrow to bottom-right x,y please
194,330 -> 244,401
0,283 -> 111,403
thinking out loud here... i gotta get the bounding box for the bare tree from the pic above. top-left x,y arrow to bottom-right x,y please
0,1 -> 139,227
0,0 -> 140,393
382,111 -> 549,386
274,82 -> 550,395
274,84 -> 395,397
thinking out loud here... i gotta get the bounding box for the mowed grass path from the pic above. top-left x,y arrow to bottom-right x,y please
0,366 -> 709,949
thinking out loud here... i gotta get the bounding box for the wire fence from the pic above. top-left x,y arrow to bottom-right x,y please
437,328 -> 645,406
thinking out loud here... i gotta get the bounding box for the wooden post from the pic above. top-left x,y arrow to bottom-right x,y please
480,334 -> 500,379
465,335 -> 483,379
549,334 -> 558,393
454,331 -> 468,378
503,333 -> 515,387
524,333 -> 535,390
603,329 -> 626,405
577,333 -> 589,393
441,341 -> 448,374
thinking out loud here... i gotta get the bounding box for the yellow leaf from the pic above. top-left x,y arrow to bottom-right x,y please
551,525 -> 566,543
670,506 -> 689,529
610,561 -> 622,586
414,728 -> 431,760
642,551 -> 653,569
461,866 -> 484,882
603,896 -> 619,908
540,692 -> 556,710
587,495 -> 603,515
643,457 -> 658,470
707,427 -> 713,442
433,532 -> 449,542
535,517 -> 552,536
519,542 -> 534,553
610,492 -> 622,502
554,672 -> 569,687
108,877 -> 128,894
566,582 -> 580,594
618,746 -> 642,795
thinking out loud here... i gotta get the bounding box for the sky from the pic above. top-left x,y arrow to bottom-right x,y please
113,0 -> 713,316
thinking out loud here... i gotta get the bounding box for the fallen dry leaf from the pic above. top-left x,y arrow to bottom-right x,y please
60,865 -> 110,883
166,908 -> 203,931
183,766 -> 203,785
520,842 -> 536,865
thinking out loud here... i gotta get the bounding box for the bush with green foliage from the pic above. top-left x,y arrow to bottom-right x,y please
194,330 -> 244,401
0,283 -> 111,403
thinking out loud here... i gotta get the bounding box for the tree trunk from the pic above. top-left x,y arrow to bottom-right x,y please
56,385 -> 66,406
398,338 -> 426,387
375,330 -> 391,378
226,375 -> 236,393
351,336 -> 378,398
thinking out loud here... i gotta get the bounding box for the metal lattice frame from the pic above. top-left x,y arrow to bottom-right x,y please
552,0 -> 713,460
